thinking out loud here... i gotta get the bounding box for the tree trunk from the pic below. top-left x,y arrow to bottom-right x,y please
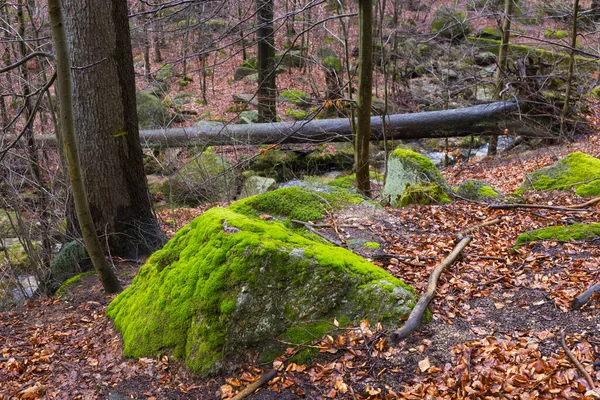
61,0 -> 164,258
257,0 -> 277,122
356,0 -> 373,197
561,0 -> 579,136
488,0 -> 514,157
48,0 -> 121,294
27,101 -> 521,148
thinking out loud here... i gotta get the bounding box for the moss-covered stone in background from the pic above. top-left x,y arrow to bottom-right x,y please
285,108 -> 308,120
544,29 -> 569,39
455,179 -> 500,200
136,89 -> 171,128
279,89 -> 312,108
382,148 -> 452,207
49,241 -> 91,289
518,152 -> 600,196
106,206 -> 417,374
160,147 -> 240,206
236,110 -> 259,124
516,223 -> 600,246
430,8 -> 471,40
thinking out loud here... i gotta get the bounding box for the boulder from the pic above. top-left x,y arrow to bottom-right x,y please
455,180 -> 500,200
160,147 -> 240,206
232,93 -> 259,107
49,241 -> 91,289
107,204 -> 417,374
136,89 -> 171,129
241,175 -> 277,198
430,8 -> 471,40
518,152 -> 600,197
279,89 -> 312,108
382,148 -> 452,207
236,110 -> 259,124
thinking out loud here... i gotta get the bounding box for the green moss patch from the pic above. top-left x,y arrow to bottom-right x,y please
455,180 -> 499,200
399,183 -> 452,207
516,223 -> 600,246
55,271 -> 97,297
231,186 -> 364,222
518,152 -> 600,197
107,207 -> 417,374
279,89 -> 312,107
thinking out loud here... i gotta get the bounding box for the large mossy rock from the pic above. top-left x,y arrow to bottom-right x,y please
107,205 -> 417,374
516,223 -> 600,246
518,152 -> 600,197
382,149 -> 452,207
136,89 -> 171,128
160,148 -> 239,206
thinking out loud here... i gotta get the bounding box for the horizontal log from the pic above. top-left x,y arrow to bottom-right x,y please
27,101 -> 520,148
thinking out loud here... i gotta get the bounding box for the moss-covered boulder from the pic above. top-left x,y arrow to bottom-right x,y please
455,180 -> 500,200
236,110 -> 259,124
160,148 -> 239,206
107,206 -> 417,373
241,175 -> 277,198
49,241 -> 91,289
136,89 -> 171,128
430,8 -> 471,40
516,223 -> 600,246
279,89 -> 312,108
276,50 -> 304,69
382,148 -> 452,207
518,152 -> 600,197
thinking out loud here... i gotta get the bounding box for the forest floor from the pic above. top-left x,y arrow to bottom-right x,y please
2,132 -> 600,399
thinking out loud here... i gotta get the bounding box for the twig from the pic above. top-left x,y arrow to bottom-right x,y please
560,332 -> 596,391
231,369 -> 278,400
456,218 -> 502,240
0,51 -> 54,73
480,264 -> 525,286
488,203 -> 589,212
571,282 -> 600,310
567,197 -> 600,209
290,219 -> 343,246
389,236 -> 472,343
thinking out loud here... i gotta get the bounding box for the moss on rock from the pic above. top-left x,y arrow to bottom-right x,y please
455,180 -> 500,200
516,223 -> 600,246
106,207 -> 417,374
55,271 -> 96,297
136,89 -> 171,129
382,148 -> 452,207
50,241 -> 91,287
518,152 -> 600,197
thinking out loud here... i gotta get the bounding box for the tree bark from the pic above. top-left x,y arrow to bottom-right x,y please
561,0 -> 579,136
256,0 -> 277,122
488,0 -> 514,157
61,0 -> 164,258
356,0 -> 374,197
30,101 -> 521,148
48,0 -> 121,294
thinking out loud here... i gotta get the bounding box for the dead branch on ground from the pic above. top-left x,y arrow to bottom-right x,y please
231,369 -> 278,400
389,236 -> 472,343
560,332 -> 597,394
488,204 -> 590,212
571,282 -> 600,310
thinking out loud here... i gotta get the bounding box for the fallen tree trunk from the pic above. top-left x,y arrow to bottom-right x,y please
29,101 -> 519,148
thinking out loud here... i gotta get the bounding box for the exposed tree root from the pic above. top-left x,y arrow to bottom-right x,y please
231,369 -> 278,400
456,218 -> 503,240
571,282 -> 600,310
488,203 -> 591,212
389,236 -> 472,343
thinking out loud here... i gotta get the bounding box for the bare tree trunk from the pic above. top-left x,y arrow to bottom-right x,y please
61,0 -> 165,258
561,0 -> 579,137
140,3 -> 151,78
488,0 -> 514,157
48,0 -> 121,294
356,0 -> 373,197
257,0 -> 277,122
153,17 -> 163,63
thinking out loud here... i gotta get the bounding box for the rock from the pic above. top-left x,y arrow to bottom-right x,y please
440,68 -> 459,80
474,51 -> 497,66
285,108 -> 308,120
476,27 -> 502,40
518,152 -> 600,197
382,148 -> 452,207
317,46 -> 338,60
107,203 -> 417,374
160,147 -> 240,206
279,89 -> 312,108
49,241 -> 92,289
232,93 -> 259,107
241,175 -> 277,198
475,86 -> 495,101
236,110 -> 259,124
322,56 -> 342,73
136,89 -> 171,128
276,50 -> 304,68
430,8 -> 471,40
516,223 -> 600,247
455,180 -> 500,200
